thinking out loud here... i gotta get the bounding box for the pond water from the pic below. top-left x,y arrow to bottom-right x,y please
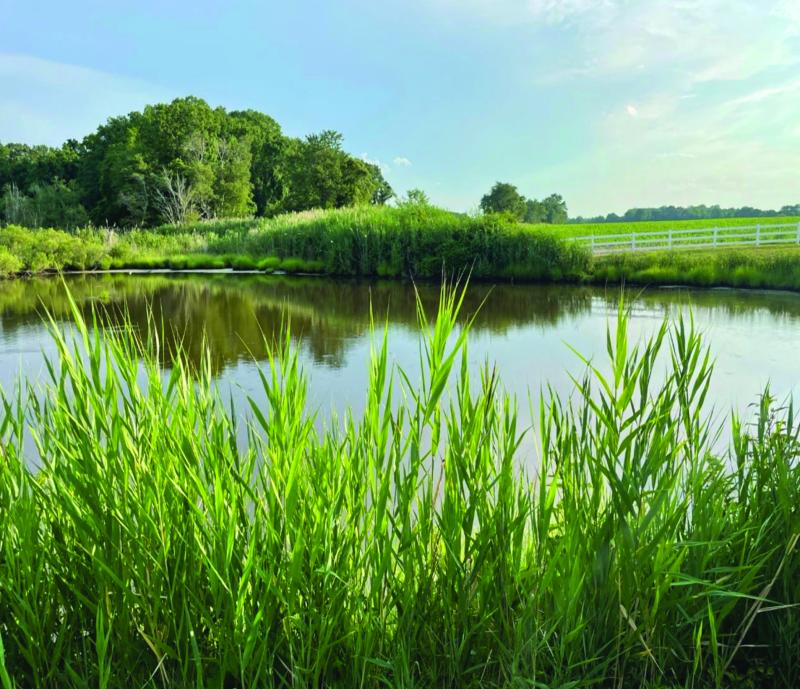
0,273 -> 798,434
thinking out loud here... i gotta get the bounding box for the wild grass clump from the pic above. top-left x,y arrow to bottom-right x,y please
0,207 -> 588,281
206,205 -> 590,280
593,246 -> 800,290
0,285 -> 798,688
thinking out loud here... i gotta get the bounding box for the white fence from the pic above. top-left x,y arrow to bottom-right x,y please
568,222 -> 800,255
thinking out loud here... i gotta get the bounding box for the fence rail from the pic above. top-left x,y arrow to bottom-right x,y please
568,222 -> 800,254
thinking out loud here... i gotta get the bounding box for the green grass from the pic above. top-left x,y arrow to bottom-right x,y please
592,246 -> 800,290
0,285 -> 798,687
4,209 -> 800,291
0,206 -> 590,281
550,215 -> 800,239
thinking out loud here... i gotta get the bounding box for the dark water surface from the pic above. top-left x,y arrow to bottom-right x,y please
0,274 -> 798,430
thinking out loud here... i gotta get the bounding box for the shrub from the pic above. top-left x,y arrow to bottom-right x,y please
0,248 -> 22,276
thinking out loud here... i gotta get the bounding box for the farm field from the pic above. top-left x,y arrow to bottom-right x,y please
548,215 -> 800,238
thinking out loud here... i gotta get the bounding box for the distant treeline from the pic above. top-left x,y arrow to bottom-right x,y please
571,204 -> 800,224
0,97 -> 393,230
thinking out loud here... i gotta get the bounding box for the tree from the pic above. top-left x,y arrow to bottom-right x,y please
153,170 -> 197,225
523,198 -> 546,223
0,95 -> 440,228
1,183 -> 30,225
480,182 -> 526,219
400,188 -> 430,206
227,110 -> 286,215
367,165 -> 394,205
29,180 -> 89,229
213,137 -> 255,218
541,193 -> 568,224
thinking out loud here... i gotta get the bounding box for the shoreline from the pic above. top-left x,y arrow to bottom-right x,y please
2,263 -> 800,297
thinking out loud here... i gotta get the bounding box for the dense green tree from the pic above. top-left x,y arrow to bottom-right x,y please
1,179 -> 88,229
523,198 -> 546,223
281,131 -> 392,212
213,137 -> 255,217
0,142 -> 79,191
368,165 -> 394,205
541,193 -> 568,224
1,97 -> 393,228
482,183 -> 569,224
227,110 -> 286,215
480,182 -> 527,219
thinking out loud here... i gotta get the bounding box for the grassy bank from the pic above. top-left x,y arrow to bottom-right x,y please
0,206 -> 590,281
4,208 -> 800,291
0,287 -> 798,688
592,246 -> 800,291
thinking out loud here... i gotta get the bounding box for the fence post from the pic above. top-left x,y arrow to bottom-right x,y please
668,228 -> 672,249
713,227 -> 718,247
797,222 -> 800,244
591,235 -> 595,252
631,233 -> 636,250
756,224 -> 761,246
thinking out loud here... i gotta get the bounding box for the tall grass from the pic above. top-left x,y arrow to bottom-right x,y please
0,284 -> 798,687
0,206 -> 590,281
593,246 -> 800,291
204,206 -> 589,280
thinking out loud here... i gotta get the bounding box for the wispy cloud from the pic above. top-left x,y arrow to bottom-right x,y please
525,0 -> 800,86
0,53 -> 169,144
730,79 -> 800,105
393,156 -> 412,167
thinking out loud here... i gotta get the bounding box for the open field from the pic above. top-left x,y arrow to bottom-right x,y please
548,215 -> 800,239
1,287 -> 799,687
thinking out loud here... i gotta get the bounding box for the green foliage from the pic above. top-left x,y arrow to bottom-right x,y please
591,246 -> 800,291
207,205 -> 589,279
1,180 -> 89,230
0,226 -> 107,272
0,248 -> 22,277
550,215 -> 800,238
0,288 -> 798,687
280,131 -> 392,212
481,183 -> 568,224
1,97 -> 393,229
399,188 -> 430,207
480,181 -> 527,219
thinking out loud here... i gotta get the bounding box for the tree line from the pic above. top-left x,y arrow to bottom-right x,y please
571,203 -> 800,224
479,182 -> 568,224
0,97 -> 393,230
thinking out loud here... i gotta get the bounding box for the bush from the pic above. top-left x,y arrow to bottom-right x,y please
0,247 -> 22,276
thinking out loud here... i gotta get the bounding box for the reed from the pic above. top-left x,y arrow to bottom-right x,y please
0,205 -> 590,281
0,285 -> 798,687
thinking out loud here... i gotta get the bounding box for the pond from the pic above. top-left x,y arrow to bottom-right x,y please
0,273 -> 798,434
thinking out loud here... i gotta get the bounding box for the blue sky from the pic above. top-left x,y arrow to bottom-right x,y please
1,0 -> 799,216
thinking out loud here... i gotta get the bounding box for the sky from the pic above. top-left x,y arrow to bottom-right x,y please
1,0 -> 799,217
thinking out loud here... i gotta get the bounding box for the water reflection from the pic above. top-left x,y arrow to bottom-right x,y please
0,275 -> 601,372
0,274 -> 799,417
